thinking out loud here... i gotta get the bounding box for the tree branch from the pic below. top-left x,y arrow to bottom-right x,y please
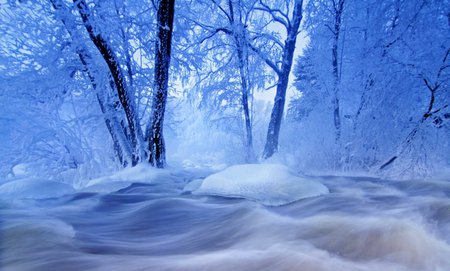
199,27 -> 232,44
256,0 -> 290,29
248,42 -> 281,75
211,0 -> 232,23
437,48 -> 450,80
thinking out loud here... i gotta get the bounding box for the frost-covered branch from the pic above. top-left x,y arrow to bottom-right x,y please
255,0 -> 290,28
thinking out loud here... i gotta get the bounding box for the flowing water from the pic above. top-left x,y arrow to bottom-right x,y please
1,173 -> 450,271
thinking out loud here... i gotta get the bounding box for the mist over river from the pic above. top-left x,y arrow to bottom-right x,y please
1,173 -> 450,271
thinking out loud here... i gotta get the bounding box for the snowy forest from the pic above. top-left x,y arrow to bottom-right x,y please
1,0 -> 450,270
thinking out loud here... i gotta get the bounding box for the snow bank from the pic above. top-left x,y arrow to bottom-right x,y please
0,178 -> 75,199
192,164 -> 329,206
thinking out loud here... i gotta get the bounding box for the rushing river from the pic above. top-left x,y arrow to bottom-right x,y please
1,173 -> 450,271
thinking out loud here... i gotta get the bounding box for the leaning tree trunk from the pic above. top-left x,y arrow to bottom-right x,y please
74,0 -> 145,166
50,0 -> 133,166
263,0 -> 303,159
147,0 -> 175,168
78,52 -> 134,167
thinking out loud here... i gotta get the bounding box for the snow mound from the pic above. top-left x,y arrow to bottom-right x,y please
193,164 -> 329,206
0,178 -> 75,199
82,163 -> 178,193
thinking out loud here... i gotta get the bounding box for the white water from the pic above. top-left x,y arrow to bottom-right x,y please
1,172 -> 450,271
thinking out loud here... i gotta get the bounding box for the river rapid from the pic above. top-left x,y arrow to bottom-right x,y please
1,173 -> 450,271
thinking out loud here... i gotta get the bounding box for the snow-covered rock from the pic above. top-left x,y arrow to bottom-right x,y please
192,164 -> 329,206
0,178 -> 75,199
81,163 -> 178,193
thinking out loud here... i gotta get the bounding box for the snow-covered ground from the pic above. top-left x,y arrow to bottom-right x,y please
1,163 -> 450,271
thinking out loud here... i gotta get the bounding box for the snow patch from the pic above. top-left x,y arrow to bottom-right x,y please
12,164 -> 28,176
0,178 -> 75,199
193,164 -> 329,206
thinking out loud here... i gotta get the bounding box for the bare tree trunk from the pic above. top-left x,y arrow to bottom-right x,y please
263,0 -> 303,159
147,0 -> 175,168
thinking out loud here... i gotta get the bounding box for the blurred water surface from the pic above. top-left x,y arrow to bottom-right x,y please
1,174 -> 450,271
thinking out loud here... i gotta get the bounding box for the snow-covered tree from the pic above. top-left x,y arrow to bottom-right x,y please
146,0 -> 175,168
180,0 -> 268,161
255,0 -> 304,159
289,0 -> 450,177
0,0 -> 117,181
